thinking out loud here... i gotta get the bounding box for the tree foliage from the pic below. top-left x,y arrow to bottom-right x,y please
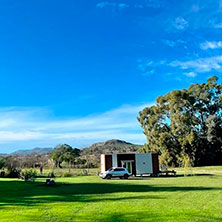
138,76 -> 222,166
51,144 -> 80,171
0,157 -> 5,169
21,169 -> 37,182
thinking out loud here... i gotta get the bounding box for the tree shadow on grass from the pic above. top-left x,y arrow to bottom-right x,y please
0,180 -> 221,208
96,211 -> 222,222
118,173 -> 215,180
18,210 -> 222,222
175,173 -> 215,177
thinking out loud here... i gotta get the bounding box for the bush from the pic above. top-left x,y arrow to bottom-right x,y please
48,171 -> 55,178
82,169 -> 88,176
0,170 -> 5,177
0,157 -> 5,169
7,168 -> 21,178
21,169 -> 37,182
62,172 -> 73,177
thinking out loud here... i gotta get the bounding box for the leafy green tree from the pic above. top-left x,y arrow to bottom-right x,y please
0,157 -> 5,169
4,156 -> 21,178
138,76 -> 222,166
206,115 -> 222,144
51,144 -> 80,171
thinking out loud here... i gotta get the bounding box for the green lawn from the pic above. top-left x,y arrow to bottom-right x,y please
1,167 -> 222,222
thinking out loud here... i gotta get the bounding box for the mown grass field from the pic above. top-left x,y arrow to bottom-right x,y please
1,166 -> 222,222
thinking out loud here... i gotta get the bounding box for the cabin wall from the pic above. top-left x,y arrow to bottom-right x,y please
105,155 -> 112,171
100,154 -> 106,173
135,153 -> 153,175
152,153 -> 159,174
112,154 -> 118,167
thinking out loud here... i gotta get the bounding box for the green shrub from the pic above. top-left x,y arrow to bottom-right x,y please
7,168 -> 21,178
21,169 -> 37,182
0,170 -> 5,177
0,157 -> 5,169
82,169 -> 88,176
48,171 -> 56,178
62,172 -> 73,177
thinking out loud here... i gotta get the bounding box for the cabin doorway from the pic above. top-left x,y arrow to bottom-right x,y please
121,160 -> 133,174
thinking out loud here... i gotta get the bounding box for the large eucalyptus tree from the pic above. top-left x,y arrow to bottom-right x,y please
138,76 -> 222,166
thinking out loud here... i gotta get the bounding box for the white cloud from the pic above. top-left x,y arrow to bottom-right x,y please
97,0 -> 164,10
96,2 -> 129,9
184,72 -> 197,77
137,60 -> 153,72
137,59 -> 167,76
165,17 -> 189,33
162,40 -> 176,47
162,39 -> 186,48
191,4 -> 200,12
138,54 -> 222,78
170,55 -> 222,73
135,0 -> 164,9
213,23 -> 222,28
200,41 -> 222,50
0,104 -> 153,152
174,17 -> 188,30
0,131 -> 45,142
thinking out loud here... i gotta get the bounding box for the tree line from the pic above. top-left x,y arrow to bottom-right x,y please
0,144 -> 99,178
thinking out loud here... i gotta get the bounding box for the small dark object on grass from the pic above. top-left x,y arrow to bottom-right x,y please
45,178 -> 56,186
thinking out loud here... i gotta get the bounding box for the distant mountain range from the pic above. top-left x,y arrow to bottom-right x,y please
0,153 -> 7,156
11,147 -> 53,156
0,139 -> 143,156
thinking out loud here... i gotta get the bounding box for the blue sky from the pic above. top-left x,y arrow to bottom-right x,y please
0,0 -> 222,153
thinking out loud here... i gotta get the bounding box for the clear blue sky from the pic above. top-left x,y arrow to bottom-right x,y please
0,0 -> 222,153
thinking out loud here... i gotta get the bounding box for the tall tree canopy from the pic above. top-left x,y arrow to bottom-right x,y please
138,76 -> 222,167
51,144 -> 80,170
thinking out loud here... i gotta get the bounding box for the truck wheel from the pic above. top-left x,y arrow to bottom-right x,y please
106,174 -> 112,179
123,174 -> 128,179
